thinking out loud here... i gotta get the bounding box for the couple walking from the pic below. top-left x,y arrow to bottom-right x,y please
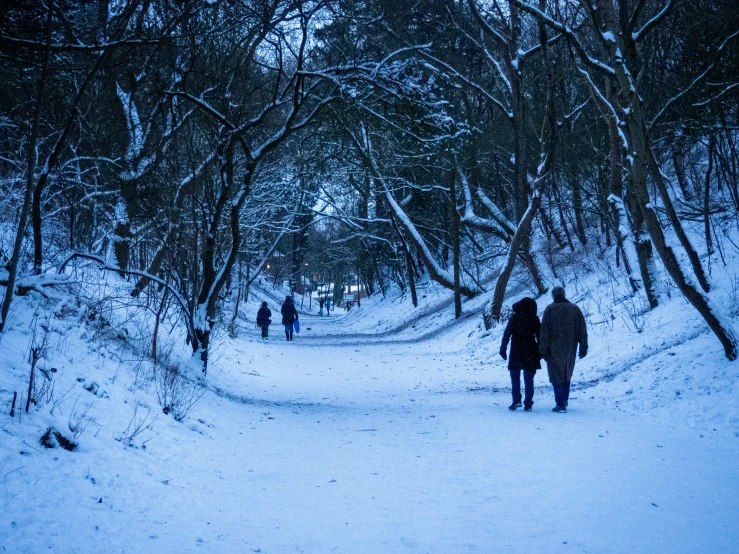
499,287 -> 588,413
255,295 -> 299,341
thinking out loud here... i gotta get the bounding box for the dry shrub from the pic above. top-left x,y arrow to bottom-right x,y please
154,357 -> 205,422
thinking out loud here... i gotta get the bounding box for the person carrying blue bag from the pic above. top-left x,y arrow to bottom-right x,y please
281,295 -> 298,341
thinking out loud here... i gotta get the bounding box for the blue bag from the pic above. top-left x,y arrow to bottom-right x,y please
293,319 -> 300,334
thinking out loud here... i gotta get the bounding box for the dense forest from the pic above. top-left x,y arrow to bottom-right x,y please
2,0 -> 738,370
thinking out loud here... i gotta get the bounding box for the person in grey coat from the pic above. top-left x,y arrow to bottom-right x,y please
539,286 -> 588,413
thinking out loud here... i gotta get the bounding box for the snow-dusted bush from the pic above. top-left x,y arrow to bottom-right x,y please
153,356 -> 205,422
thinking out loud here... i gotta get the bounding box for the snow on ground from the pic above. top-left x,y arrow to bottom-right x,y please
2,264 -> 739,552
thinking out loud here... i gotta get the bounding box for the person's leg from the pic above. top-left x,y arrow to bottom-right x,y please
563,380 -> 571,407
289,327 -> 293,340
284,325 -> 290,340
552,382 -> 563,407
509,370 -> 522,406
523,370 -> 535,409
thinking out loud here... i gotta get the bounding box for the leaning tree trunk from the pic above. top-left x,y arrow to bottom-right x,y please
486,1 -> 554,327
646,141 -> 711,292
611,0 -> 734,356
392,212 -> 419,308
381,184 -> 477,298
633,154 -> 737,359
520,250 -> 548,296
487,193 -> 542,326
621,73 -> 737,360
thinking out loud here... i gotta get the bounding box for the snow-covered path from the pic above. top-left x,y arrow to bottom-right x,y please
4,314 -> 739,553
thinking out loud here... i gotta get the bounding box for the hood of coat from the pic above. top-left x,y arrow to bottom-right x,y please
512,297 -> 538,316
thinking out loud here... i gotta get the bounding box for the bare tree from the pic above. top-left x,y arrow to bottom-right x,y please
513,0 -> 738,359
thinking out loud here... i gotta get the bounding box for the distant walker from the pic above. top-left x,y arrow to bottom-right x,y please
256,302 -> 271,340
281,296 -> 299,341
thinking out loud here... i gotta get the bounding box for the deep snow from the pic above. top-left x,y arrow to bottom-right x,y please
2,271 -> 739,552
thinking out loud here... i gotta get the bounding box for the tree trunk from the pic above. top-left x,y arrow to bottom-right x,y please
30,2 -> 138,275
513,0 -> 736,357
552,180 -> 575,251
538,204 -> 566,248
625,74 -> 735,359
485,0 -> 552,327
113,218 -> 132,273
672,134 -> 693,201
229,260 -> 243,337
631,201 -> 659,308
450,169 -> 462,318
521,250 -> 547,296
703,135 -> 715,256
26,349 -> 39,413
646,142 -> 711,292
192,329 -> 210,373
510,3 -> 528,225
597,166 -> 612,247
636,163 -> 736,359
605,81 -> 644,297
572,177 -> 587,245
0,3 -> 53,333
152,288 -> 168,363
487,193 -> 542,326
406,248 -> 418,308
381,183 -> 477,298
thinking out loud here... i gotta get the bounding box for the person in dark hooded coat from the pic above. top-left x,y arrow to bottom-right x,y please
256,301 -> 271,339
539,286 -> 588,413
500,297 -> 541,411
281,296 -> 298,341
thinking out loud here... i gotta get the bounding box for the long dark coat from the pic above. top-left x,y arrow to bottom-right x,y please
500,298 -> 541,371
256,306 -> 271,327
281,298 -> 298,325
539,299 -> 588,383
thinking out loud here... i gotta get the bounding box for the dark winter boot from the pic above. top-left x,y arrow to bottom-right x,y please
508,402 -> 522,411
552,405 -> 567,413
